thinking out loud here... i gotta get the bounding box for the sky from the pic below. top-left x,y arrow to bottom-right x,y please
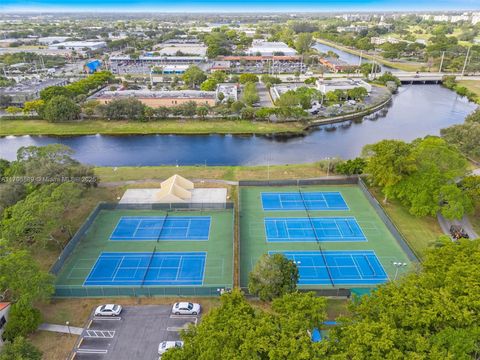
1,0 -> 480,13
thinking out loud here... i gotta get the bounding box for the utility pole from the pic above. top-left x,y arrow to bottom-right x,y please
439,51 -> 445,73
358,50 -> 363,66
462,46 -> 471,77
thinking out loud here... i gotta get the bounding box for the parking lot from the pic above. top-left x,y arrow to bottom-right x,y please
73,305 -> 198,360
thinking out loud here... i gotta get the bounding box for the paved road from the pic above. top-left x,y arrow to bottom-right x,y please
256,83 -> 273,108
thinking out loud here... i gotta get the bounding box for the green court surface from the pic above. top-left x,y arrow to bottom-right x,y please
55,208 -> 233,296
239,185 -> 414,289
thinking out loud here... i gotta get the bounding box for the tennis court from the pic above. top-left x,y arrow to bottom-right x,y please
54,205 -> 234,297
110,216 -> 211,241
262,191 -> 348,211
265,217 -> 366,242
240,185 -> 414,289
84,251 -> 206,286
270,250 -> 388,285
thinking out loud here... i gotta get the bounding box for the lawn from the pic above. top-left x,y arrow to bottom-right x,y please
0,119 -> 306,136
95,162 -> 329,183
314,38 -> 425,72
369,187 -> 444,259
458,80 -> 480,103
29,332 -> 77,360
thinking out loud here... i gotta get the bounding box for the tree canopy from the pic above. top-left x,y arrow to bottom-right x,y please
248,253 -> 299,301
163,290 -> 327,360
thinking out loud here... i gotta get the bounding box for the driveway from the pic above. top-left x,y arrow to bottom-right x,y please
437,213 -> 479,240
73,305 -> 199,360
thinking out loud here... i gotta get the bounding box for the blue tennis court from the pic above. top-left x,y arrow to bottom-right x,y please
110,216 -> 211,241
261,192 -> 349,211
265,217 -> 366,242
270,251 -> 388,285
84,252 -> 206,286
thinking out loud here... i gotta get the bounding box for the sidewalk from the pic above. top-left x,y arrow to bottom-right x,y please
38,323 -> 83,335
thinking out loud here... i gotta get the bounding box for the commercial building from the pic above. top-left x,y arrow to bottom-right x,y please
270,83 -> 306,102
38,36 -> 69,45
319,57 -> 357,73
154,43 -> 207,57
316,78 -> 372,94
48,41 -> 107,51
216,83 -> 238,102
217,55 -> 305,74
0,78 -> 69,105
246,41 -> 297,56
91,89 -> 217,108
109,55 -> 206,74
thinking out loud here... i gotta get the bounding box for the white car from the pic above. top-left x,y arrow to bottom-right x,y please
158,341 -> 183,356
94,304 -> 122,317
172,302 -> 201,315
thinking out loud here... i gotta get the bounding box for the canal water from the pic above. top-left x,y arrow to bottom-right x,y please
0,85 -> 476,166
0,43 -> 476,166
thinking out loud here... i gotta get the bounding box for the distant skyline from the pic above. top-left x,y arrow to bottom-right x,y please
1,0 -> 480,13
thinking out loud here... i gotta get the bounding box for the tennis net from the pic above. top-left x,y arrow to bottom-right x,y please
298,188 -> 335,287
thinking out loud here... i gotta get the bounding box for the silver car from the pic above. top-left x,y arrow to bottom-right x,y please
171,302 -> 201,315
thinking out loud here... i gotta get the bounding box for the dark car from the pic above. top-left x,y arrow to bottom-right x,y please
449,225 -> 469,240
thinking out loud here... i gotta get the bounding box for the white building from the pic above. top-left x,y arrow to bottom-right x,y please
0,303 -> 11,348
246,41 -> 297,56
371,37 -> 400,46
49,41 -> 106,51
155,43 -> 207,57
38,36 -> 69,45
316,78 -> 372,95
216,83 -> 238,102
433,15 -> 450,22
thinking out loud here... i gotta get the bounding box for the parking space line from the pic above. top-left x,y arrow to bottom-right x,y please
84,330 -> 116,338
92,316 -> 122,321
75,349 -> 108,354
169,315 -> 197,319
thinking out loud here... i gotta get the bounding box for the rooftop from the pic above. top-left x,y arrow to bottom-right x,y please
92,89 -> 216,100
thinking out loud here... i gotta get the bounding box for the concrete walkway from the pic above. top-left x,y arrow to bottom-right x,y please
38,323 -> 83,335
437,213 -> 479,240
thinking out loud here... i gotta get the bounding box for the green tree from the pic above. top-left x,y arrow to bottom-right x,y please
100,98 -> 145,121
239,73 -> 259,84
347,87 -> 368,101
163,290 -> 327,360
294,33 -> 314,54
0,336 -> 42,360
335,158 -> 367,175
1,182 -> 83,247
182,66 -> 207,89
39,86 -> 73,102
363,139 -> 416,203
393,137 -> 470,218
323,240 -> 480,359
22,99 -> 45,115
200,78 -> 218,91
0,245 -> 54,302
196,106 -> 209,120
241,82 -> 259,106
2,300 -> 42,341
43,96 -> 81,122
248,253 -> 299,301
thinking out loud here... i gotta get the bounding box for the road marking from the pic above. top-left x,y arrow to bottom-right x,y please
92,316 -> 122,321
75,348 -> 108,354
84,330 -> 115,338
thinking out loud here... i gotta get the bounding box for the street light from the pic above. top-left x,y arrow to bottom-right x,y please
392,262 -> 407,280
65,321 -> 71,336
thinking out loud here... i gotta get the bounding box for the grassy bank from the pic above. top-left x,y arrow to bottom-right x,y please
369,187 -> 443,259
0,119 -> 306,136
458,80 -> 480,104
315,38 -> 425,72
95,163 -> 330,182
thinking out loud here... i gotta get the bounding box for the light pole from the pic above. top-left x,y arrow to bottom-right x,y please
392,262 -> 407,280
66,321 -> 71,336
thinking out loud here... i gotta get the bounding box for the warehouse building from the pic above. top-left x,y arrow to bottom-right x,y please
48,41 -> 107,51
316,78 -> 372,94
246,41 -> 297,56
91,89 -> 217,108
0,78 -> 69,105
